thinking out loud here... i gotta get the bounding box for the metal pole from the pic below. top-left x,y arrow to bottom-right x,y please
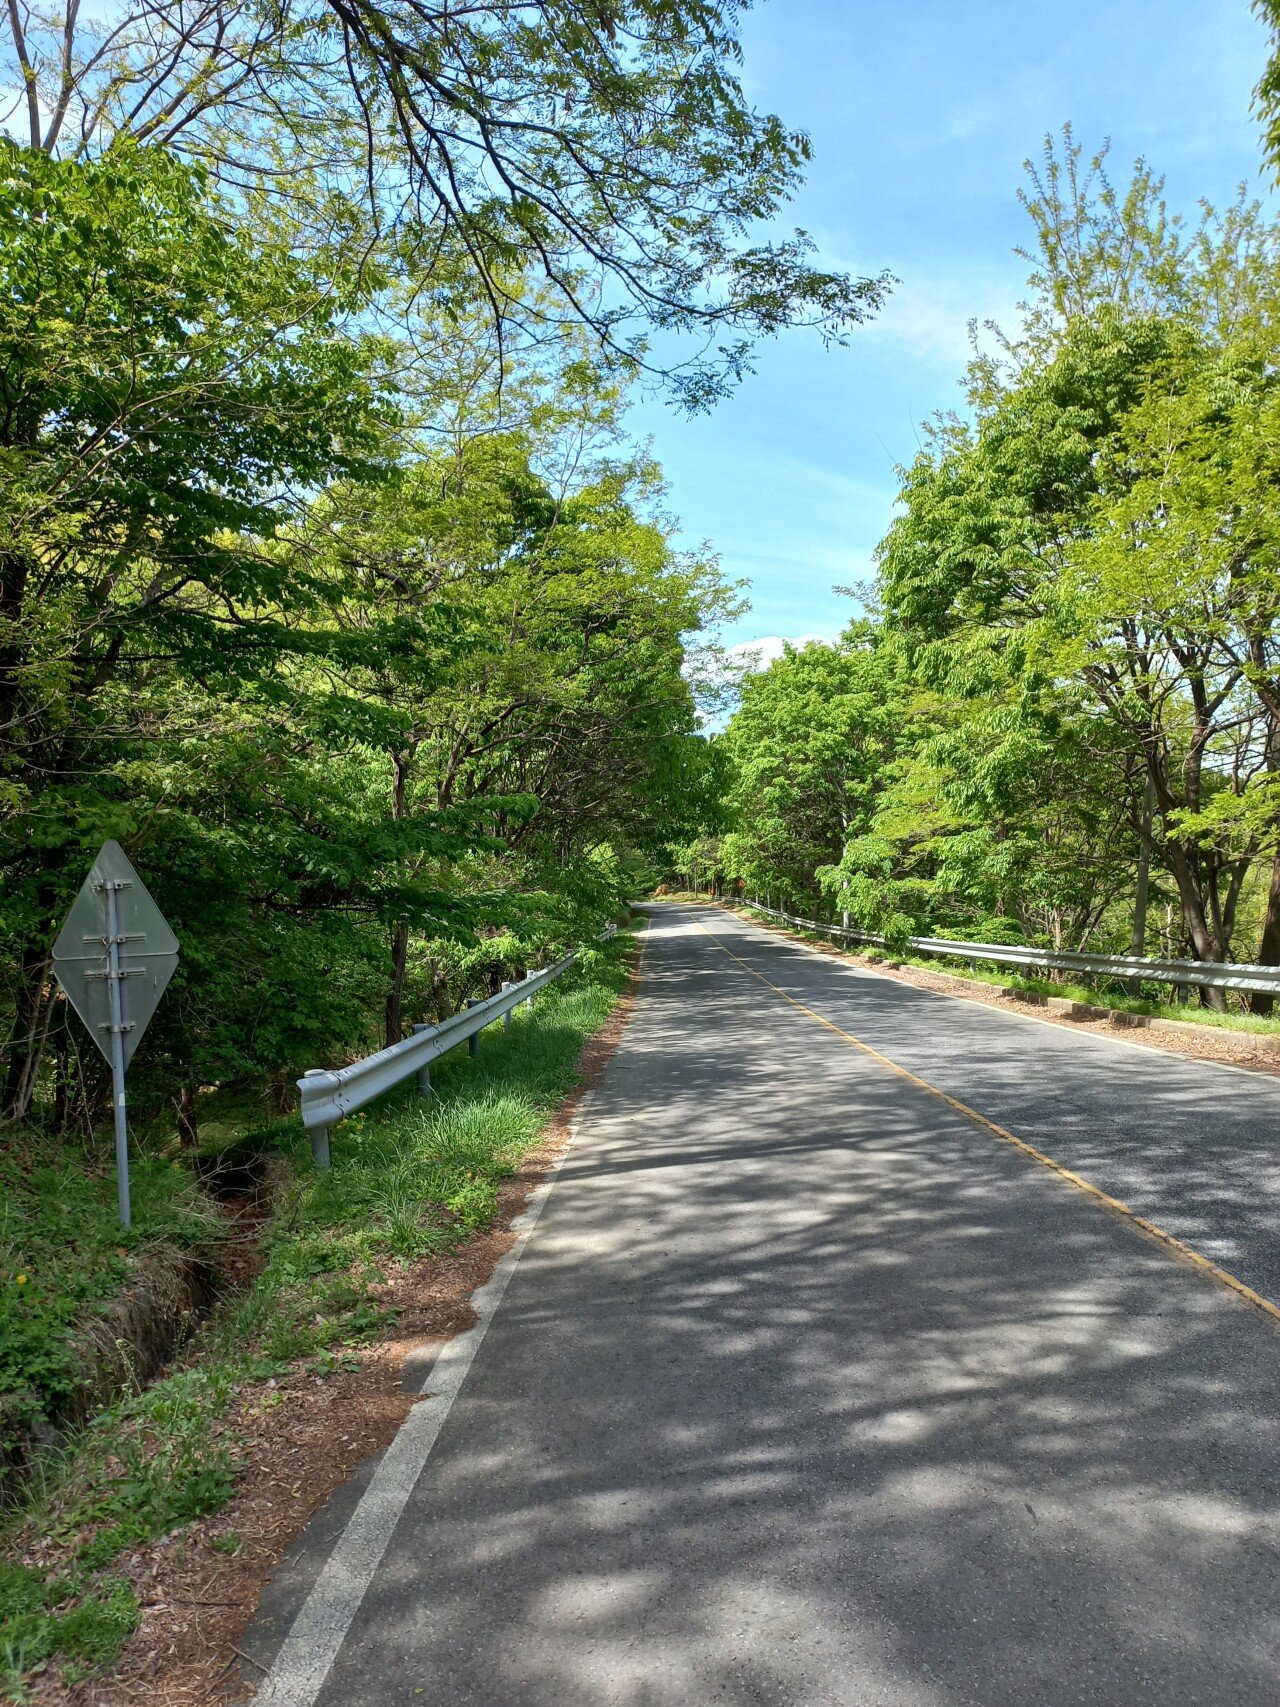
501,981 -> 515,1030
102,880 -> 132,1228
467,997 -> 482,1057
300,1071 -> 333,1166
410,1025 -> 434,1097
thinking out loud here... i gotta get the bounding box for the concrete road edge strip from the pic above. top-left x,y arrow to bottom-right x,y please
695,916 -> 1280,1332
252,1089 -> 597,1707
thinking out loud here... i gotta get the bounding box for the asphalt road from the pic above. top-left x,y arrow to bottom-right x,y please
726,904 -> 1280,1305
250,902 -> 1280,1707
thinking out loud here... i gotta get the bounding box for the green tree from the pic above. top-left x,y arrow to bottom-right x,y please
719,630 -> 903,911
1,0 -> 890,406
825,680 -> 1143,950
290,378 -> 733,1041
0,141 -> 388,1116
1255,0 -> 1280,171
877,136 -> 1280,1000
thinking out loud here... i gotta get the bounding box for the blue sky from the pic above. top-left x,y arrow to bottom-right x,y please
628,0 -> 1276,657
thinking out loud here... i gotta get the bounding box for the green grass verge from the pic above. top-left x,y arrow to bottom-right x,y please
0,935 -> 631,1699
0,1141 -> 226,1450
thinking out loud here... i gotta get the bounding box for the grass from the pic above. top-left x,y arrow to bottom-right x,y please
0,934 -> 632,1699
0,1137 -> 225,1450
735,906 -> 1280,1038
0,1562 -> 138,1694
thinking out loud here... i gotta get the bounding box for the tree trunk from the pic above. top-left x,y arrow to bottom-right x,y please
2,834 -> 78,1119
1162,841 -> 1229,1011
267,1067 -> 295,1116
0,548 -> 32,741
385,921 -> 410,1046
426,957 -> 456,1024
1128,773 -> 1154,995
1251,852 -> 1280,1015
174,1083 -> 200,1151
385,750 -> 411,1046
2,951 -> 54,1121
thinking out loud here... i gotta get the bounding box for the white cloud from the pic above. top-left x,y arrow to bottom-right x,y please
809,241 -> 1024,373
864,274 -> 1025,371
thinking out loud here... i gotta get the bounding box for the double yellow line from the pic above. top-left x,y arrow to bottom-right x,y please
693,915 -> 1280,1330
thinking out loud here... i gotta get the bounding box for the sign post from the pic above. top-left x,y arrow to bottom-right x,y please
52,842 -> 179,1227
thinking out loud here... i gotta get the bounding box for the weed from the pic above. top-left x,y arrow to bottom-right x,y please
0,1142 -> 222,1452
0,1564 -> 137,1697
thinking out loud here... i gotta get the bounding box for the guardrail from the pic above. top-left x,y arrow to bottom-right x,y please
298,926 -> 616,1167
742,901 -> 1280,1000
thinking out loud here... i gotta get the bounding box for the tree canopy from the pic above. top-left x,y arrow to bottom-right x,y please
0,137 -> 730,1133
1,0 -> 889,405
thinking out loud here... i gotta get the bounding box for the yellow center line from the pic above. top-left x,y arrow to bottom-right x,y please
691,914 -> 1280,1330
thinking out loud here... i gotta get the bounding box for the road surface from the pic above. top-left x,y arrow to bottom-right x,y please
249,902 -> 1280,1707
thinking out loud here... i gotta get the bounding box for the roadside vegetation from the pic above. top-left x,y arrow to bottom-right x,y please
674,112 -> 1280,1021
0,0 -> 866,1255
735,906 -> 1280,1040
892,960 -> 1280,1037
0,939 -> 630,1698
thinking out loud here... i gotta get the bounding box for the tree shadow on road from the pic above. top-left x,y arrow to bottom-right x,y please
296,908 -> 1280,1706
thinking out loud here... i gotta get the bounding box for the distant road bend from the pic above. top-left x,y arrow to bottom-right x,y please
251,901 -> 1280,1707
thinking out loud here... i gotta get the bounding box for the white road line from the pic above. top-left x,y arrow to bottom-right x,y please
253,1091 -> 596,1707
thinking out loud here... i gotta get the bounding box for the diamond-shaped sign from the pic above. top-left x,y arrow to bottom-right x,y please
52,841 -> 179,1068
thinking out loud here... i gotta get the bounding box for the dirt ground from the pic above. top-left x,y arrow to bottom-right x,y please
732,907 -> 1280,1079
34,942 -> 643,1707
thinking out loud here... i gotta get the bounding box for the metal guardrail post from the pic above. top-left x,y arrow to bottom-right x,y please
467,997 -> 483,1056
301,1071 -> 333,1169
501,980 -> 515,1029
410,1023 -> 435,1098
